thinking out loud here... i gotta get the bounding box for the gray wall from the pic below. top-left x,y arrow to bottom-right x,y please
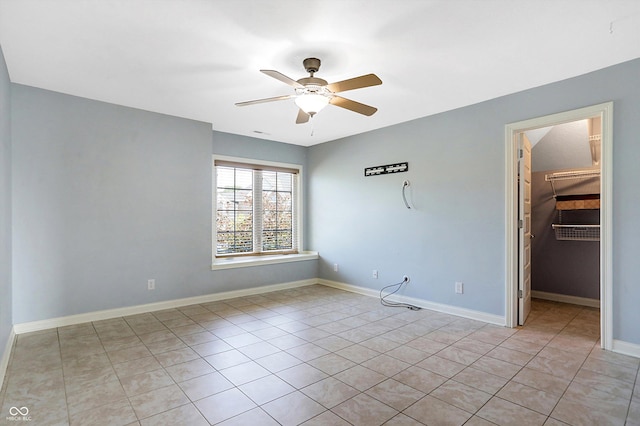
309,58 -> 640,344
11,86 -> 316,323
0,46 -> 12,353
309,99 -> 506,316
531,170 -> 599,299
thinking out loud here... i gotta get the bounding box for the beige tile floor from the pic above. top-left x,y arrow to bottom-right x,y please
0,285 -> 638,425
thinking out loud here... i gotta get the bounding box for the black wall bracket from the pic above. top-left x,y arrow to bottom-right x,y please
364,162 -> 409,177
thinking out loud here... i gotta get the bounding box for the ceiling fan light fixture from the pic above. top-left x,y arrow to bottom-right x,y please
295,93 -> 330,116
236,58 -> 382,123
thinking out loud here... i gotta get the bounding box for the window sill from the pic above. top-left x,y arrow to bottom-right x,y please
211,251 -> 319,270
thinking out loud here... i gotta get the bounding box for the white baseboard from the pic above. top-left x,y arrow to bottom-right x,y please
12,277 -> 505,336
531,290 -> 600,308
612,339 -> 640,359
0,327 -> 16,392
318,279 -> 505,326
13,279 -> 317,335
5,277 -> 638,378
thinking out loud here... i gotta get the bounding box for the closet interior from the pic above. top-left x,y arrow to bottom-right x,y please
530,117 -> 601,304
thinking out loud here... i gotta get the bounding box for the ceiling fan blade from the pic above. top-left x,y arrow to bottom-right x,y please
329,96 -> 378,116
326,74 -> 382,93
235,94 -> 293,107
261,70 -> 304,88
296,109 -> 310,124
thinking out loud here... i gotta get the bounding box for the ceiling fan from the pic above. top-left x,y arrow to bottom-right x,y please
236,57 -> 382,124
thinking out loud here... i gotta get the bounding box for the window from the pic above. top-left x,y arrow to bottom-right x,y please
214,158 -> 300,258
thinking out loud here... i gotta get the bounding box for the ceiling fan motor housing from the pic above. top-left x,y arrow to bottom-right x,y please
303,57 -> 321,74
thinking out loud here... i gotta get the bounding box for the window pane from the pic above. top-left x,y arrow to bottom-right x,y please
216,167 -> 235,188
262,231 -> 276,251
262,210 -> 276,230
216,167 -> 253,190
216,211 -> 235,232
216,188 -> 236,210
277,173 -> 292,192
235,168 -> 253,189
262,191 -> 277,209
278,231 -> 293,249
262,171 -> 277,191
277,192 -> 292,211
277,211 -> 292,229
235,189 -> 253,211
233,231 -> 253,252
235,212 -> 253,232
216,192 -> 253,213
218,231 -> 253,254
217,232 -> 235,254
262,230 -> 293,251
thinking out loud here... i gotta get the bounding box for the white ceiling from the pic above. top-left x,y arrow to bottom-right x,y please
1,0 -> 639,147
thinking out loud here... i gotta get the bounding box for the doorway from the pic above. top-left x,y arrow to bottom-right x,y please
505,102 -> 613,350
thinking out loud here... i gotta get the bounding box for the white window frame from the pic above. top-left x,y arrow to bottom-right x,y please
212,155 -> 316,270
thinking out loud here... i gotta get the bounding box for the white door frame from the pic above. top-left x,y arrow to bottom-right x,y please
504,102 -> 613,350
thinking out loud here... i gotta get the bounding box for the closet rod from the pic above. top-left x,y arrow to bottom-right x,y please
545,169 -> 600,182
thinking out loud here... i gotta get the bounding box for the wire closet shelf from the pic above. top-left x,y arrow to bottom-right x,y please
545,169 -> 601,242
552,224 -> 600,241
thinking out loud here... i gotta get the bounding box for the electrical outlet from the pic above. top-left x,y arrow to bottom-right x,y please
333,263 -> 339,272
455,281 -> 463,294
148,279 -> 155,290
372,270 -> 378,279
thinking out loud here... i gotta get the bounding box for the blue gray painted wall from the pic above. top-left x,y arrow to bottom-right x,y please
11,86 -> 316,323
308,58 -> 640,344
309,99 -> 506,316
0,46 -> 12,353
